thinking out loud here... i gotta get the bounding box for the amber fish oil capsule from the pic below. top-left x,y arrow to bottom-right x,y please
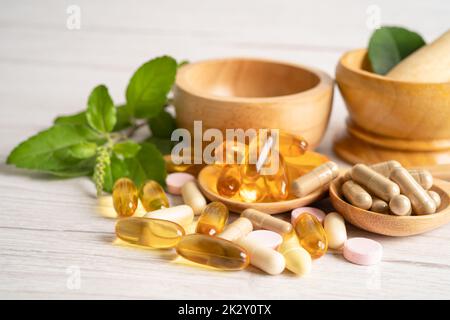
196,202 -> 229,236
139,180 -> 169,212
241,208 -> 293,238
291,161 -> 339,198
115,217 -> 185,248
176,234 -> 249,270
294,213 -> 328,259
112,178 -> 138,217
342,180 -> 372,210
216,164 -> 241,197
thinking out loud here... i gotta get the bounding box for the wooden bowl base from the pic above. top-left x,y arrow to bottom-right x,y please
334,130 -> 450,167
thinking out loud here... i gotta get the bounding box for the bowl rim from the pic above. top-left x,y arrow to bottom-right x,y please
329,175 -> 449,221
338,48 -> 450,86
175,57 -> 334,103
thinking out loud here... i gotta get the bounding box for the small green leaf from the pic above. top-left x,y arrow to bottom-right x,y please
113,140 -> 141,159
146,136 -> 175,155
368,26 -> 425,75
54,105 -> 132,132
126,56 -> 177,119
149,110 -> 177,139
6,124 -> 103,175
103,154 -> 129,192
86,85 -> 117,132
125,142 -> 166,188
68,142 -> 97,159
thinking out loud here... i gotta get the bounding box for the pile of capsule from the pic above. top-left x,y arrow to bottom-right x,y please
341,160 -> 440,216
214,131 -> 310,202
111,158 -> 382,276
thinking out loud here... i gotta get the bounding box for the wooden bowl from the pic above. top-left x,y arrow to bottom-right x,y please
329,176 -> 450,236
174,58 -> 334,149
334,49 -> 450,166
197,163 -> 327,214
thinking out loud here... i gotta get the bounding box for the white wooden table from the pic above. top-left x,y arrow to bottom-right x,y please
1,0 -> 449,299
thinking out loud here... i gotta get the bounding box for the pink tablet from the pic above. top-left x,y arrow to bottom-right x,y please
291,207 -> 326,225
343,238 -> 383,266
245,230 -> 283,250
166,173 -> 196,195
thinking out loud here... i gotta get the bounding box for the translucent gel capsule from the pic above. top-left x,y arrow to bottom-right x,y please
164,153 -> 205,176
216,164 -> 242,197
115,217 -> 185,248
176,234 -> 250,270
277,131 -> 309,157
214,140 -> 247,166
112,178 -> 138,217
196,202 -> 229,236
264,154 -> 289,201
239,178 -> 267,203
139,180 -> 169,212
294,213 -> 328,259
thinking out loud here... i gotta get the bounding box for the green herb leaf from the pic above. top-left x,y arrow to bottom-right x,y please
68,142 -> 97,159
6,124 -> 103,176
149,110 -> 177,139
124,142 -> 166,188
113,140 -> 141,159
146,136 -> 175,155
54,104 -> 132,131
86,85 -> 117,132
54,111 -> 87,126
103,154 -> 129,192
368,26 -> 425,75
126,56 -> 177,119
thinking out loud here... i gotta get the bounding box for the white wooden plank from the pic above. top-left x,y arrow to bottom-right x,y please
0,0 -> 449,299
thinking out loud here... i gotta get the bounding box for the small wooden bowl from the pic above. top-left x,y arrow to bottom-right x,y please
330,176 -> 450,236
334,49 -> 450,166
174,58 -> 334,149
197,165 -> 326,214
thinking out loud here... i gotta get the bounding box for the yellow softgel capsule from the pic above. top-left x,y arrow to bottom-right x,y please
294,213 -> 328,259
176,234 -> 250,270
277,131 -> 308,157
216,164 -> 241,197
112,178 -> 138,217
196,202 -> 229,236
264,154 -> 289,201
115,217 -> 185,248
139,180 -> 169,212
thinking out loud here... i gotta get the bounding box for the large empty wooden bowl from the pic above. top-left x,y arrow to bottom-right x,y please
334,49 -> 450,166
174,58 -> 334,149
330,176 -> 450,236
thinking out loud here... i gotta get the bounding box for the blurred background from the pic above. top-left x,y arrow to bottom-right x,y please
0,0 -> 448,154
